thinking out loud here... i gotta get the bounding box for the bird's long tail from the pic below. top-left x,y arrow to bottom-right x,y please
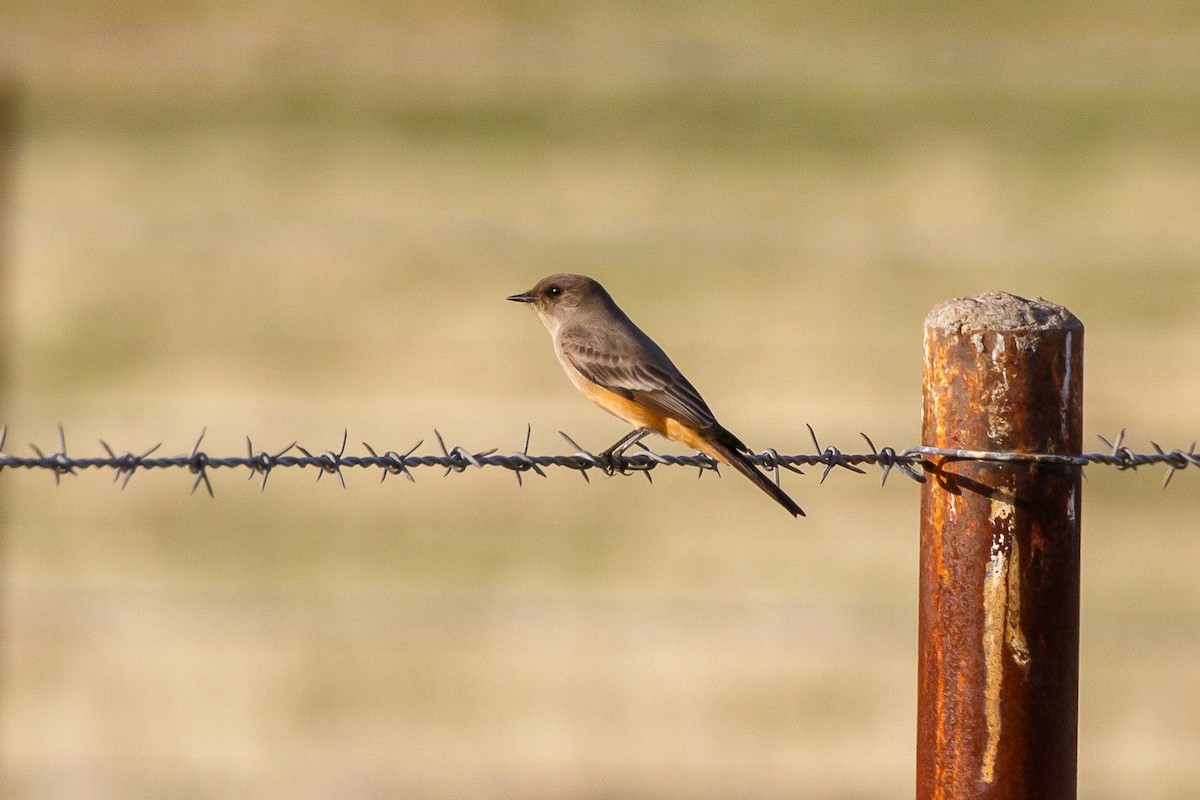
707,429 -> 805,518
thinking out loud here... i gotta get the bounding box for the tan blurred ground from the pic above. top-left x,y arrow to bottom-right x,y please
0,2 -> 1198,798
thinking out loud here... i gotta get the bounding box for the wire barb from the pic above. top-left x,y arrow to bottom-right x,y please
100,439 -> 163,490
509,424 -> 546,487
0,426 -> 1194,495
28,424 -> 76,485
187,428 -> 213,497
296,430 -> 349,488
246,436 -> 296,491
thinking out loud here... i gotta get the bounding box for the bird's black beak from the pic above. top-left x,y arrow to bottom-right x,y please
507,290 -> 537,303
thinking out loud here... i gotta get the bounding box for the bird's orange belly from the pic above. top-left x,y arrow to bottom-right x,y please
576,380 -> 729,465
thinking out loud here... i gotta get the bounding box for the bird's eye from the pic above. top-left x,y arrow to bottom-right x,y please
546,286 -> 562,297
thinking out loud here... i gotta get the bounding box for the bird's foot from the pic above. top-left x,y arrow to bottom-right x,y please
598,428 -> 651,475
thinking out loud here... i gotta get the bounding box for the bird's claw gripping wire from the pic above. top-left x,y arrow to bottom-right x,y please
596,428 -> 653,477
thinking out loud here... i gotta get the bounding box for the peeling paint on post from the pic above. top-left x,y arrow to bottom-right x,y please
917,292 -> 1082,800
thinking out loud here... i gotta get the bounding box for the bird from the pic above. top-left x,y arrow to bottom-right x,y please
508,273 -> 803,517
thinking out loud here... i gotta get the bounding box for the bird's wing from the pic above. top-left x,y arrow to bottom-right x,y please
558,327 -> 719,432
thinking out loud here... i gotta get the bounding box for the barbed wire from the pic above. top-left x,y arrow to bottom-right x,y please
0,424 -> 1195,496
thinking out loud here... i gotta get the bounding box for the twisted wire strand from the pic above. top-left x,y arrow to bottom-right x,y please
0,425 -> 1195,496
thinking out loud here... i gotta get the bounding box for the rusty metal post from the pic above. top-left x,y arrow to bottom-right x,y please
917,292 -> 1083,800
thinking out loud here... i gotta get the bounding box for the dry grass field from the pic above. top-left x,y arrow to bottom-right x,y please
0,2 -> 1198,798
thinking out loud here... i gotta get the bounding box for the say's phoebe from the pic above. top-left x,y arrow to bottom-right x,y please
508,274 -> 803,517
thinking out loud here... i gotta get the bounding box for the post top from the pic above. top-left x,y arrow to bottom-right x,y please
925,291 -> 1082,334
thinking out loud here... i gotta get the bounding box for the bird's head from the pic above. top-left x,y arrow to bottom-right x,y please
507,274 -> 609,329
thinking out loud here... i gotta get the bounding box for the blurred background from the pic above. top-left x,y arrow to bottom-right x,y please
0,2 -> 1198,798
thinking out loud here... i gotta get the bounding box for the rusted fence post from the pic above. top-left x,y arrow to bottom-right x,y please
917,292 -> 1083,800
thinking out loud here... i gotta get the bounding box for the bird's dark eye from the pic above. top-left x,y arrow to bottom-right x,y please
546,286 -> 562,297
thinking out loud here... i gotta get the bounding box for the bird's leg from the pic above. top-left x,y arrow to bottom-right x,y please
598,428 -> 651,474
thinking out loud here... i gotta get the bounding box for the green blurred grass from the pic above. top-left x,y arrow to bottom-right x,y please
1,2 -> 1199,799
